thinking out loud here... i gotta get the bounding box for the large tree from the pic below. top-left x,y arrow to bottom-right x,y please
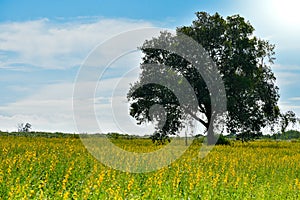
127,12 -> 280,144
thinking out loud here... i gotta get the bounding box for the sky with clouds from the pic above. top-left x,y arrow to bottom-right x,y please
0,0 -> 299,134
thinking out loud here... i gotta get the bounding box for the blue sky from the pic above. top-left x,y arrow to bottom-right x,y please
0,0 -> 300,133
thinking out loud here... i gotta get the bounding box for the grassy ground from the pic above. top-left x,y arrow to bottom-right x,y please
0,136 -> 300,199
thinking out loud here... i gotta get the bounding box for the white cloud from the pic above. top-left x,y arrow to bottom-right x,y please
288,97 -> 300,101
0,82 -> 74,132
235,0 -> 300,51
279,103 -> 300,111
0,17 -> 168,133
273,64 -> 300,71
0,18 -> 154,70
0,75 -> 155,134
271,64 -> 300,87
274,71 -> 299,86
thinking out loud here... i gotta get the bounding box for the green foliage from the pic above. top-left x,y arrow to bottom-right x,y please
236,131 -> 263,142
279,111 -> 298,133
216,134 -> 231,145
128,12 -> 279,144
17,123 -> 31,132
272,130 -> 300,140
284,130 -> 300,139
150,132 -> 171,144
0,131 -> 79,138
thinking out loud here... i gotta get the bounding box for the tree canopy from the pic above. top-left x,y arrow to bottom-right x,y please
279,111 -> 298,134
127,12 -> 280,144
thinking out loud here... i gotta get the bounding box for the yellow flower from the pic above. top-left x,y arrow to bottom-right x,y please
127,178 -> 135,191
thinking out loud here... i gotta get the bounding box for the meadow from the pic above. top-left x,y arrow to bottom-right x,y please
1,135 -> 300,199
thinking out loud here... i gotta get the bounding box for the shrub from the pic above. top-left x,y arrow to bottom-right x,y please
216,134 -> 230,145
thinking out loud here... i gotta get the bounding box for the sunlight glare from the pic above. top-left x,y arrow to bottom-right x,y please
272,0 -> 300,27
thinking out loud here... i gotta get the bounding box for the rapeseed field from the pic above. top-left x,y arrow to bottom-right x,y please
1,136 -> 300,199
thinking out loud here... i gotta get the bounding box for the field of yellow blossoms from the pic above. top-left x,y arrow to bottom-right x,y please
1,136 -> 300,199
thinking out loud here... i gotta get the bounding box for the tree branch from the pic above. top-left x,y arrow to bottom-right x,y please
182,107 -> 208,127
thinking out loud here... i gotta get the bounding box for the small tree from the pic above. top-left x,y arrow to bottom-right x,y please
150,131 -> 170,145
17,123 -> 32,132
279,111 -> 298,134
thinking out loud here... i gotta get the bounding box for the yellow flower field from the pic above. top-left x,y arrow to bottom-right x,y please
1,136 -> 300,199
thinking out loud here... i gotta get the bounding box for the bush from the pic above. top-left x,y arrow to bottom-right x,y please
216,134 -> 230,145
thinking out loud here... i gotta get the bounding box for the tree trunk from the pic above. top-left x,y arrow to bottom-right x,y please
206,112 -> 217,145
185,131 -> 188,146
207,127 -> 216,145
